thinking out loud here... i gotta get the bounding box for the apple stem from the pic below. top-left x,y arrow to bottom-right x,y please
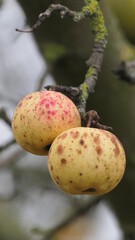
84,110 -> 113,130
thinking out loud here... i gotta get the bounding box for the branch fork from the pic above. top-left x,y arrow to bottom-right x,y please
16,1 -> 111,130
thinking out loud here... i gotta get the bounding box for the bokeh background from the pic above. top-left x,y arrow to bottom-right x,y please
0,0 -> 135,239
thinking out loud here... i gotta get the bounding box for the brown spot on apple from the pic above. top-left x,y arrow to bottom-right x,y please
51,165 -> 53,171
83,187 -> 96,193
96,146 -> 102,155
99,129 -> 111,138
111,136 -> 120,156
76,149 -> 82,154
83,132 -> 88,138
61,159 -> 67,165
94,135 -> 100,144
20,114 -> 23,120
80,139 -> 84,146
28,96 -> 33,99
70,131 -> 80,139
59,133 -> 67,140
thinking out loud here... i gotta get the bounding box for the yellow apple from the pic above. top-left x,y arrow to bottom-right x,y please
48,127 -> 126,195
12,91 -> 81,155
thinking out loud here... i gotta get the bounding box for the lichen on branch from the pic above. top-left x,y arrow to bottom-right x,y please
83,0 -> 107,42
80,0 -> 107,102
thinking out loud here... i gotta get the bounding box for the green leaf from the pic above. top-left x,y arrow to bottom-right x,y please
43,43 -> 68,63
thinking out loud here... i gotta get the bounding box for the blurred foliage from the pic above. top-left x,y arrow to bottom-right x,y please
18,0 -> 91,86
105,0 -> 135,44
42,42 -> 68,63
130,153 -> 135,165
0,203 -> 29,240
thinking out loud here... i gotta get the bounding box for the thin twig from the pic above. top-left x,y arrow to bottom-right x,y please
0,147 -> 24,169
16,4 -> 78,33
45,85 -> 80,105
0,109 -> 17,153
36,68 -> 50,91
0,108 -> 11,127
113,61 -> 135,85
0,139 -> 16,152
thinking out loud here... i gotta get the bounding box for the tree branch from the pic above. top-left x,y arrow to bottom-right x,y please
0,146 -> 24,169
31,196 -> 102,240
0,139 -> 16,153
0,108 -> 11,127
16,4 -> 78,33
16,0 -> 110,129
43,1 -> 107,118
113,61 -> 135,85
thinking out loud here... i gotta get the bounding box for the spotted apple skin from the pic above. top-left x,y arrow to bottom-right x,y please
48,127 -> 126,195
12,91 -> 81,155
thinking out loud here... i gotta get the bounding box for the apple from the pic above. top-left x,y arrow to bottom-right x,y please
48,127 -> 126,195
12,91 -> 81,155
